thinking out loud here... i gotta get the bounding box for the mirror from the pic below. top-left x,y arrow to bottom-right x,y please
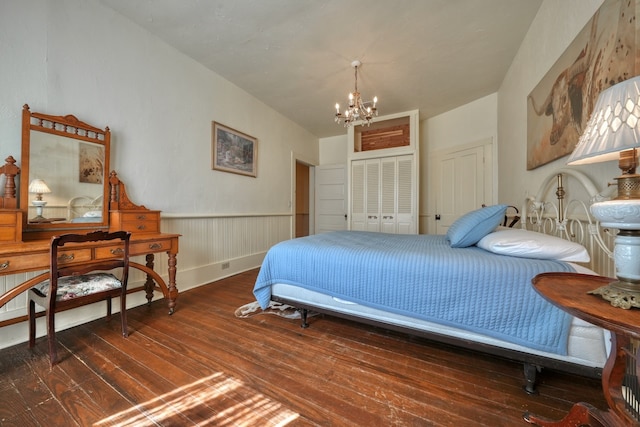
20,105 -> 110,240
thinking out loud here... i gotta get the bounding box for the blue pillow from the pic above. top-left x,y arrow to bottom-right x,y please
446,204 -> 508,248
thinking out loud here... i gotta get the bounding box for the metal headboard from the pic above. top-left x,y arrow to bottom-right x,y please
522,168 -> 616,277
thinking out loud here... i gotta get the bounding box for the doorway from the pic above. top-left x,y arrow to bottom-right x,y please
295,161 -> 310,237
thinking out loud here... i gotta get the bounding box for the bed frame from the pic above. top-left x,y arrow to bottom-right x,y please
67,195 -> 103,220
272,169 -> 615,393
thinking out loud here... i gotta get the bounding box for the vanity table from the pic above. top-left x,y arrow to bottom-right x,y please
526,272 -> 640,427
0,105 -> 180,324
0,230 -> 179,316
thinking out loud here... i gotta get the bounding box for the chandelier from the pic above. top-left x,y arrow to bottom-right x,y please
334,60 -> 378,127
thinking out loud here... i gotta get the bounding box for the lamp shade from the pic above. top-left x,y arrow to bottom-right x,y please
567,75 -> 640,165
28,179 -> 51,194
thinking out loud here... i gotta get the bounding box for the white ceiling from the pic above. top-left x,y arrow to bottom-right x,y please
99,0 -> 542,138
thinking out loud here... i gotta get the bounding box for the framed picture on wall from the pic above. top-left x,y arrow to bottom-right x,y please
212,122 -> 258,177
526,0 -> 638,170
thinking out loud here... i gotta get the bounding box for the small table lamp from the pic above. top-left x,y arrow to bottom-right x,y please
567,75 -> 640,308
28,178 -> 51,221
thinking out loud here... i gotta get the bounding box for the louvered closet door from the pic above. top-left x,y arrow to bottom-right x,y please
396,155 -> 415,234
365,160 -> 381,231
350,155 -> 416,234
350,161 -> 366,231
380,157 -> 397,233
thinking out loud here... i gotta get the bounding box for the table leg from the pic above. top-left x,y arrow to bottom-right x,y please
144,254 -> 155,305
167,252 -> 178,315
524,403 -> 617,427
524,333 -> 633,427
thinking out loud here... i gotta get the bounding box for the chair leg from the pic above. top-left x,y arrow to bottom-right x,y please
106,298 -> 112,321
28,299 -> 36,349
46,309 -> 57,365
120,294 -> 128,338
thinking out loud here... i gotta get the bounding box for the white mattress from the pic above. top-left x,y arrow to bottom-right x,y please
271,263 -> 610,369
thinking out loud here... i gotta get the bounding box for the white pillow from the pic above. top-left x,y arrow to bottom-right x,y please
477,228 -> 590,262
83,210 -> 102,218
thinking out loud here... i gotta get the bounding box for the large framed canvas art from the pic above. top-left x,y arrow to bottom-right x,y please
526,0 -> 639,170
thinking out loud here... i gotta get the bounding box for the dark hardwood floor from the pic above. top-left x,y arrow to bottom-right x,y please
0,269 -> 606,426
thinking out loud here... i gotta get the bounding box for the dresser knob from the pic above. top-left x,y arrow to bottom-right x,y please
0,261 -> 9,271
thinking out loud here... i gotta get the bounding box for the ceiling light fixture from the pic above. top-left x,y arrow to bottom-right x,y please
334,60 -> 378,127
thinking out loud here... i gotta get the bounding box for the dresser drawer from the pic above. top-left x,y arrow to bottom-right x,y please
0,210 -> 22,242
0,248 -> 91,274
0,212 -> 18,225
55,248 -> 93,265
120,219 -> 159,233
95,239 -> 171,259
0,226 -> 20,242
110,210 -> 160,233
131,239 -> 172,254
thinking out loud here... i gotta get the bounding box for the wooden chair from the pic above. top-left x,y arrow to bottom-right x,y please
28,230 -> 131,365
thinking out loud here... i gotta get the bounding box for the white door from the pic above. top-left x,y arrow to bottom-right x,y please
315,164 -> 347,233
380,155 -> 415,234
350,158 -> 383,231
380,157 -> 397,233
395,155 -> 415,234
350,161 -> 366,231
365,160 -> 381,231
433,142 -> 492,235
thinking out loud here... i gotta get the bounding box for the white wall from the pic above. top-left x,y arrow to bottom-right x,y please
423,93 -> 498,153
0,0 -> 318,349
319,135 -> 348,165
420,94 -> 498,232
498,0 -> 617,205
0,0 -> 318,215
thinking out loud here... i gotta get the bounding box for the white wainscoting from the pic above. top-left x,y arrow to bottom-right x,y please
0,213 -> 292,350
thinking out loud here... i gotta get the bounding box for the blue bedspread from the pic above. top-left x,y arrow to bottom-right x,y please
253,231 -> 576,355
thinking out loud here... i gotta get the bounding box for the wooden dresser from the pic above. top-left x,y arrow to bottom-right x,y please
0,162 -> 180,324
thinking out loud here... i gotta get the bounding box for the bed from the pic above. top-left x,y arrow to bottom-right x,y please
252,170 -> 615,393
67,195 -> 103,223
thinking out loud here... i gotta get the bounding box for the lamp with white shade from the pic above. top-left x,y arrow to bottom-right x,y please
567,75 -> 640,308
28,178 -> 51,221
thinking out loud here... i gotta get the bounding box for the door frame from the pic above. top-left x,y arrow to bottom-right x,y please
291,152 -> 316,238
426,137 -> 496,234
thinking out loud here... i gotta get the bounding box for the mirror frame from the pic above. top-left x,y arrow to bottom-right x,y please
20,105 -> 111,240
